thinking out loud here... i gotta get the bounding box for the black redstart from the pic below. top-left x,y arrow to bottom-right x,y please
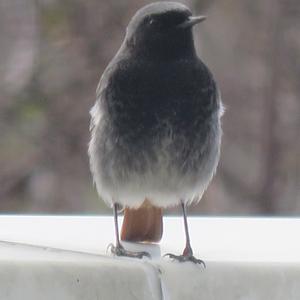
88,2 -> 223,265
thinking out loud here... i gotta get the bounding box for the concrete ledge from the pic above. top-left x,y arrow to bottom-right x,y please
0,216 -> 299,299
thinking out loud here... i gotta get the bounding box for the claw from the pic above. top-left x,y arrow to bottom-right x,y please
110,244 -> 151,259
164,253 -> 206,268
106,243 -> 114,254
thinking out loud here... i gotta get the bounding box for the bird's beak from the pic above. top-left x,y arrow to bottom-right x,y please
177,16 -> 207,29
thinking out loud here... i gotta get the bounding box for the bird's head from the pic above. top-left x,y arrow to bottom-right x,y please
124,2 -> 206,60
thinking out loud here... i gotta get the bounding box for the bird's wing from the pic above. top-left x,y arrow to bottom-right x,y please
216,88 -> 225,118
89,65 -> 112,132
89,102 -> 100,132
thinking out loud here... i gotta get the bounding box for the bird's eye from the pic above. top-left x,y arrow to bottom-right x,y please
149,18 -> 158,26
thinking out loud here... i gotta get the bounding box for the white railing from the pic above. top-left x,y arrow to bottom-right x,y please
0,216 -> 299,299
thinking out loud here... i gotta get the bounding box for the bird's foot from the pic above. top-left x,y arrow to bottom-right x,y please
108,243 -> 151,259
164,253 -> 206,267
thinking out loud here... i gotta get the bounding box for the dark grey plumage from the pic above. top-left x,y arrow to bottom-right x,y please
89,2 -> 223,208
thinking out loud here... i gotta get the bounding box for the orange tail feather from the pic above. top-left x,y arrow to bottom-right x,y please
121,199 -> 163,243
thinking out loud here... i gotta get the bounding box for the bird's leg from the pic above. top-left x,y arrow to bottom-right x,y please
164,200 -> 206,267
109,202 -> 151,259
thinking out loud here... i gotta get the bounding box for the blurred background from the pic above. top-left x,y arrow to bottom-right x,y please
0,0 -> 299,215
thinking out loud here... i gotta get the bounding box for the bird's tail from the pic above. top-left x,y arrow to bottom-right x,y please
121,199 -> 163,243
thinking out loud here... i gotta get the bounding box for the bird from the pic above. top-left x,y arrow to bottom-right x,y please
88,2 -> 223,265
